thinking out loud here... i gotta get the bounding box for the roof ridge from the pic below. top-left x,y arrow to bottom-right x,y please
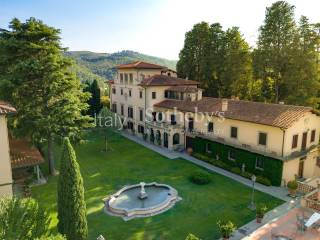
201,97 -> 312,109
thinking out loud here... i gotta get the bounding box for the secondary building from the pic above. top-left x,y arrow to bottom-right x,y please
0,101 -> 44,197
109,61 -> 320,186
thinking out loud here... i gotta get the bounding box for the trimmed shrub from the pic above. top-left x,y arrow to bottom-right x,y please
256,176 -> 272,186
192,136 -> 283,186
189,171 -> 211,185
240,171 -> 253,179
231,167 -> 241,175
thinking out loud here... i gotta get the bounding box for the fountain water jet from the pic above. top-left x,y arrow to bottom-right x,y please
138,182 -> 148,199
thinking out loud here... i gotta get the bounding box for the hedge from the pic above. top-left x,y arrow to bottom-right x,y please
192,137 -> 283,186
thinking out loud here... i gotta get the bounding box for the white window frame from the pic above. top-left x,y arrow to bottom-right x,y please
255,157 -> 264,170
205,143 -> 212,154
228,150 -> 236,161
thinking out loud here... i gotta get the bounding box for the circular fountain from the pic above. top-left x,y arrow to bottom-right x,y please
103,182 -> 181,220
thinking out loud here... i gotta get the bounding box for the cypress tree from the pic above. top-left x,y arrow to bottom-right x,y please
57,137 -> 88,240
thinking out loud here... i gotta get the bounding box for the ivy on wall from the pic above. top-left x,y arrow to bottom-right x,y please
192,137 -> 283,186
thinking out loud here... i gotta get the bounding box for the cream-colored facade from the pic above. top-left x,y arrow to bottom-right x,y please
110,61 -> 320,186
0,115 -> 13,197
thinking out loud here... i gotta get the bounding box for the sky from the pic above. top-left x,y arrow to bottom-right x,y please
1,0 -> 320,60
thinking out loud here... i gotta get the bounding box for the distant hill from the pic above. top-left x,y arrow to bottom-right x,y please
66,50 -> 177,80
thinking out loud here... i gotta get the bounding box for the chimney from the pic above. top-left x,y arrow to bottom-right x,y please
221,99 -> 228,112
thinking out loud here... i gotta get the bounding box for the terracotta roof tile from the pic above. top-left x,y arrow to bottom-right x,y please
116,61 -> 166,69
0,101 -> 16,115
167,86 -> 199,93
9,138 -> 44,169
154,98 -> 313,129
139,75 -> 199,87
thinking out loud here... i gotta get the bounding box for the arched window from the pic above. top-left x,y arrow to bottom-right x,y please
173,133 -> 180,145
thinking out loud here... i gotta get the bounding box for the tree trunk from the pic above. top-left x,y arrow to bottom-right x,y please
48,134 -> 57,175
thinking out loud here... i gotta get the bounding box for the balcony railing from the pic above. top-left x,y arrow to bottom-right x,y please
145,120 -> 183,130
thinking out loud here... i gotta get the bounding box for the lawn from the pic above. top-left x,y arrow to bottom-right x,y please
32,129 -> 283,240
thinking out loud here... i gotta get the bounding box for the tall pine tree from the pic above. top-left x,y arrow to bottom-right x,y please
255,1 -> 297,103
220,27 -> 253,99
57,137 -> 88,240
0,18 -> 92,175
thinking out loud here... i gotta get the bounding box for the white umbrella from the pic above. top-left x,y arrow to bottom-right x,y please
305,212 -> 320,228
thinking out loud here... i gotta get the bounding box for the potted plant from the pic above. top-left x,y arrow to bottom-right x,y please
256,205 -> 268,223
217,220 -> 236,240
287,180 -> 298,197
187,147 -> 193,155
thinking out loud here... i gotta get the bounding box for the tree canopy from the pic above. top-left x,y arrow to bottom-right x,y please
177,1 -> 320,109
0,17 -> 92,175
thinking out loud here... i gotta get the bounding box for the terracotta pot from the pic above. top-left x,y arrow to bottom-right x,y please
289,188 -> 297,196
187,147 -> 193,155
256,216 -> 263,223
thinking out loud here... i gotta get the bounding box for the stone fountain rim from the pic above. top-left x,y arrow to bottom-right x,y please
103,182 -> 180,220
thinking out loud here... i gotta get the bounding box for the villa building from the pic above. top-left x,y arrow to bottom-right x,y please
109,61 -> 320,186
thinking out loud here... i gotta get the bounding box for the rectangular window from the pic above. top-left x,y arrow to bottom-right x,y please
164,91 -> 168,98
139,91 -> 143,99
112,88 -> 116,94
152,92 -> 156,99
129,73 -> 133,84
188,118 -> 194,131
139,109 -> 143,121
121,88 -> 123,95
152,112 -> 156,121
258,132 -> 267,146
120,73 -> 124,83
311,129 -> 316,142
230,127 -> 237,139
228,150 -> 236,161
206,143 -> 212,153
292,134 -> 298,149
208,122 -> 214,133
112,103 -> 117,113
316,157 -> 320,167
171,114 -> 176,125
124,74 -> 128,84
255,157 -> 264,170
128,107 -> 133,118
129,89 -> 132,97
121,105 -> 124,115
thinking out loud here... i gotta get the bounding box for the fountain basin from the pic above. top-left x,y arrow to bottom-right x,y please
103,182 -> 181,220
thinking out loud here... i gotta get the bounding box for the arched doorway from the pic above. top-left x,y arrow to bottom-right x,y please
163,132 -> 168,148
173,133 -> 180,145
150,129 -> 154,143
156,130 -> 161,145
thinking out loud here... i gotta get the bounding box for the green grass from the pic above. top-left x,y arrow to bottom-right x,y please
32,130 -> 283,240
